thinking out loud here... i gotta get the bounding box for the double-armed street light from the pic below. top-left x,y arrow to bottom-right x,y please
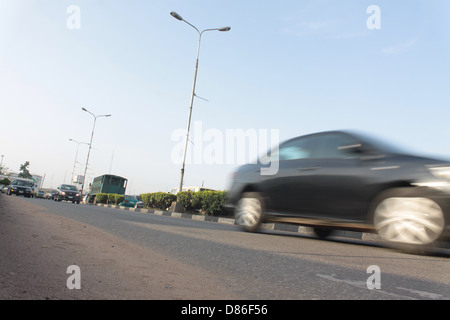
80,107 -> 111,197
68,138 -> 89,185
170,11 -> 230,193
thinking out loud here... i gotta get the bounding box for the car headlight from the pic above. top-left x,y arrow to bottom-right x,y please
428,166 -> 450,180
61,191 -> 66,195
26,188 -> 31,192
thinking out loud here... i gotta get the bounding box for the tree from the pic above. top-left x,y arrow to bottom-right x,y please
18,161 -> 33,179
0,178 -> 10,186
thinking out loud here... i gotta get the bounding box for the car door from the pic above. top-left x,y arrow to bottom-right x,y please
259,134 -> 321,215
300,132 -> 371,220
260,132 -> 371,221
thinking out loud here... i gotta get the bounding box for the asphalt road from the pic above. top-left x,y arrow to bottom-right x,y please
1,194 -> 449,301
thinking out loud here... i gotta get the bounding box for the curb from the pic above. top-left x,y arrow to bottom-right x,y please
86,202 -> 382,242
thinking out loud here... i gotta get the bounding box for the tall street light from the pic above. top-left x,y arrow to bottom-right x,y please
170,11 -> 230,193
81,107 -> 111,197
68,139 -> 89,185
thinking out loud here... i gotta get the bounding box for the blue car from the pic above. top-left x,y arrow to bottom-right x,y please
120,195 -> 144,208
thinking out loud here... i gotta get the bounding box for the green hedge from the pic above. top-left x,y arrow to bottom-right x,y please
94,190 -> 228,216
95,193 -> 108,204
176,190 -> 228,216
95,193 -> 125,205
140,192 -> 177,210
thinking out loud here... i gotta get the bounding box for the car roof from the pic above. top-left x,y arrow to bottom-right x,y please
280,130 -> 406,154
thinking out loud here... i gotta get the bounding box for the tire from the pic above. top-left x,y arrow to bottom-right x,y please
371,188 -> 445,253
234,192 -> 265,232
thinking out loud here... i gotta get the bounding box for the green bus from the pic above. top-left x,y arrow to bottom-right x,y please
87,174 -> 127,203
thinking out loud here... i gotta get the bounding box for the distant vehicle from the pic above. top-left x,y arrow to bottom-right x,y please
119,195 -> 144,208
5,179 -> 34,198
87,174 -> 127,203
170,187 -> 215,194
45,189 -> 58,200
227,130 -> 450,253
55,184 -> 81,204
35,189 -> 46,199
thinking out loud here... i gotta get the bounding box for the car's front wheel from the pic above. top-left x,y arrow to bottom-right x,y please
235,192 -> 265,232
372,188 -> 445,253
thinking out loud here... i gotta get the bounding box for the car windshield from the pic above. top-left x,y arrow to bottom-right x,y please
61,185 -> 77,191
12,180 -> 33,187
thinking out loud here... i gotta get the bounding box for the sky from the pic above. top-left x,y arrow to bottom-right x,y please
1,0 -> 449,195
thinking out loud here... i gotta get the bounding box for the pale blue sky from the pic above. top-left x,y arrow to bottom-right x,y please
1,1 -> 449,194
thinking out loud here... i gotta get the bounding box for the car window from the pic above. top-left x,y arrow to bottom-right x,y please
314,133 -> 361,159
274,136 -> 317,161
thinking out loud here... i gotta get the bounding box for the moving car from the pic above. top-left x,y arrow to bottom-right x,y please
119,195 -> 144,208
227,130 -> 450,252
5,179 -> 34,198
35,189 -> 46,199
55,184 -> 81,203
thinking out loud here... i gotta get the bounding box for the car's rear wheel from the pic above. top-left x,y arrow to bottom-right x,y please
372,188 -> 445,253
235,192 -> 264,232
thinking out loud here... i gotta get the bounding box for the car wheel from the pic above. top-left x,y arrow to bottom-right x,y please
235,192 -> 265,232
372,188 -> 445,253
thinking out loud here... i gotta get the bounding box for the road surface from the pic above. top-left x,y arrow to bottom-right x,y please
0,194 -> 449,301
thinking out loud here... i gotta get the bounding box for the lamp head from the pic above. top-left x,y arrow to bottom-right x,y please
170,11 -> 183,21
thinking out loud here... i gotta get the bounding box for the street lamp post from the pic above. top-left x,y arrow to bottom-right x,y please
68,139 -> 89,185
81,107 -> 111,197
170,11 -> 230,193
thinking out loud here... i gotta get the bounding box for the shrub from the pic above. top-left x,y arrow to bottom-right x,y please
107,193 -> 116,204
141,192 -> 176,210
94,193 -> 124,205
200,191 -> 228,216
140,193 -> 155,208
176,191 -> 195,211
115,194 -> 125,205
154,192 -> 177,210
191,192 -> 204,211
95,193 -> 108,204
179,190 -> 228,216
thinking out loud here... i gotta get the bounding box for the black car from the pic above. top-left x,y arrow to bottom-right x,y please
5,179 -> 34,198
227,130 -> 450,252
55,184 -> 81,203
